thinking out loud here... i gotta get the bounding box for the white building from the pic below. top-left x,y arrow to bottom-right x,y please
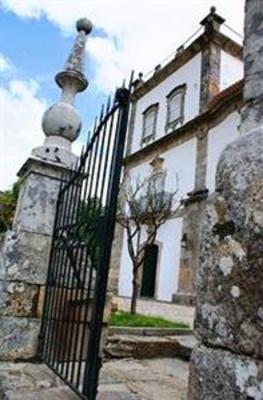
111,8 -> 244,305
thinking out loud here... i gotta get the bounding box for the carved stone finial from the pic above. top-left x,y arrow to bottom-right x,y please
56,17 -> 93,94
149,156 -> 165,171
41,18 -> 92,144
200,7 -> 225,32
33,18 -> 92,166
76,18 -> 93,34
210,6 -> 216,14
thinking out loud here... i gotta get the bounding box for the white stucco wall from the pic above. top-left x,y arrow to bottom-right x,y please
118,229 -> 134,298
118,138 -> 196,301
118,216 -> 183,302
128,138 -> 197,200
206,111 -> 241,192
155,217 -> 183,300
131,53 -> 201,154
220,51 -> 243,90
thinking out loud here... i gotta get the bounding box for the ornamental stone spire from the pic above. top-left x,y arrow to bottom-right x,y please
32,18 -> 92,166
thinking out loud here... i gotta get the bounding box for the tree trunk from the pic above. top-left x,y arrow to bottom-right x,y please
130,267 -> 139,315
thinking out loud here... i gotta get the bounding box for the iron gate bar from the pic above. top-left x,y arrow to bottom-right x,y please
83,88 -> 130,399
39,75 -> 133,400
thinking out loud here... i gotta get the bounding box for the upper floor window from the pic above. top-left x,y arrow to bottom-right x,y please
166,84 -> 186,132
141,103 -> 159,146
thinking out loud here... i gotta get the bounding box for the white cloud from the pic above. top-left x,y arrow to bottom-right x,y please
0,53 -> 12,72
0,79 -> 47,189
1,0 -> 245,92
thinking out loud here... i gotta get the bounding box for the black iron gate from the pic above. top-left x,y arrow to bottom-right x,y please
39,84 -> 131,400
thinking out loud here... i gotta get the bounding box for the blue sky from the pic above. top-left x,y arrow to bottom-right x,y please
0,0 -> 245,189
0,7 -> 108,134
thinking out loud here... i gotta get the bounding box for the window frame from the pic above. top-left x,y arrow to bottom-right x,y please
166,84 -> 186,132
141,103 -> 159,146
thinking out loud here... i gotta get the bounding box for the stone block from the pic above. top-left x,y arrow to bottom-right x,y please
216,129 -> 263,226
172,293 -> 196,306
241,102 -> 263,133
177,266 -> 192,293
188,344 -> 263,400
1,230 -> 51,284
0,280 -> 40,317
0,317 -> 40,361
13,172 -> 60,236
195,192 -> 263,358
195,130 -> 263,359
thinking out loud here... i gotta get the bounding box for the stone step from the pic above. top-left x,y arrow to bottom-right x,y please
108,326 -> 193,337
104,334 -> 197,361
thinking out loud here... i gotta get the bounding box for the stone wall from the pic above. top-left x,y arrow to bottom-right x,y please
0,158 -> 66,360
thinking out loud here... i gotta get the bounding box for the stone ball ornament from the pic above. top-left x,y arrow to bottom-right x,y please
42,102 -> 82,142
76,18 -> 93,34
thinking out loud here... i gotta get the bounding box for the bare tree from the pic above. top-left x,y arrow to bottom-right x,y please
117,170 -> 179,314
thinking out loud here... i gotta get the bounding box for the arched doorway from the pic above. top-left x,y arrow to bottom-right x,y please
141,243 -> 159,298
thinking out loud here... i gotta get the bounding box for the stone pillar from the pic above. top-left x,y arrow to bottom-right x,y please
188,1 -> 263,398
174,128 -> 209,305
109,223 -> 125,295
199,7 -> 224,113
0,18 -> 92,361
0,160 -> 68,360
174,191 -> 208,306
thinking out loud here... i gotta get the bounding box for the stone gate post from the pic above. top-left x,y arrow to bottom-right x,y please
188,1 -> 263,398
0,18 -> 92,360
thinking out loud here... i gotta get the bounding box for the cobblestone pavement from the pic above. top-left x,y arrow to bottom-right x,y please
0,358 -> 189,399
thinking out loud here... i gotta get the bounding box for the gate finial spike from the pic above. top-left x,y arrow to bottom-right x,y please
100,104 -> 105,121
106,95 -> 111,112
93,116 -> 98,133
129,70 -> 135,89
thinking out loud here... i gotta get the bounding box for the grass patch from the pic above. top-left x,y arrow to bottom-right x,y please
109,311 -> 190,329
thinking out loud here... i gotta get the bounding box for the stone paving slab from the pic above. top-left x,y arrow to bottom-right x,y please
0,358 -> 189,400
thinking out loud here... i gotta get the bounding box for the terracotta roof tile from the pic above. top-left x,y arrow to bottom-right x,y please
208,79 -> 244,110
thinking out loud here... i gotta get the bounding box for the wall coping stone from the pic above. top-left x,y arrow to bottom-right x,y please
17,157 -> 72,181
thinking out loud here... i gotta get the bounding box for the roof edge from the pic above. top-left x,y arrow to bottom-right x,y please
132,31 -> 243,101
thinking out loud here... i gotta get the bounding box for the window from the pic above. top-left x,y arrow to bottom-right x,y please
141,103 -> 159,145
166,84 -> 186,131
